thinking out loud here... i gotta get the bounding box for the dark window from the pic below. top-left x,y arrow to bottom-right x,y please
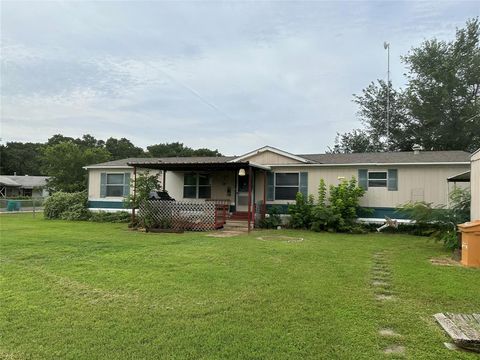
274,173 -> 299,200
368,171 -> 387,187
183,173 -> 211,199
106,173 -> 125,197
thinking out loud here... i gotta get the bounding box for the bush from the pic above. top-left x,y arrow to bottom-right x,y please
288,193 -> 314,229
258,207 -> 282,229
44,191 -> 89,220
311,178 -> 365,232
397,187 -> 470,250
89,211 -> 131,223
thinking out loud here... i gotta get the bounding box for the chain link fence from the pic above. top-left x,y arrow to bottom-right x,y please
0,198 -> 46,214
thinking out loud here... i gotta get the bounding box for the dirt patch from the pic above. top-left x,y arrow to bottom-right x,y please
430,257 -> 461,267
383,345 -> 406,355
206,230 -> 246,238
256,235 -> 304,243
379,328 -> 402,337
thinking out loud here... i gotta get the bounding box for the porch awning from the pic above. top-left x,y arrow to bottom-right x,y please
127,160 -> 270,171
447,171 -> 471,182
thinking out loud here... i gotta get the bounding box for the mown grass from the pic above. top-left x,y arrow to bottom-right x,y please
1,213 -> 479,359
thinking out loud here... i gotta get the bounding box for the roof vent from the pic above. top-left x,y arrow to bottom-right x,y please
412,144 -> 422,155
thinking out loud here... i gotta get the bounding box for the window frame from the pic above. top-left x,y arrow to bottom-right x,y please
105,173 -> 126,197
367,171 -> 388,188
274,172 -> 300,200
183,172 -> 212,199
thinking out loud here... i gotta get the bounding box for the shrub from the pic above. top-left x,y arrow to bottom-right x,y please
311,177 -> 365,232
258,207 -> 282,229
288,193 -> 314,229
44,191 -> 89,220
124,171 -> 161,209
89,211 -> 131,223
397,187 -> 470,250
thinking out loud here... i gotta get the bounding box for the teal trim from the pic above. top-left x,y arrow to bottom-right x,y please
265,204 -> 291,214
357,207 -> 409,219
299,172 -> 308,197
358,169 -> 368,190
88,200 -> 128,209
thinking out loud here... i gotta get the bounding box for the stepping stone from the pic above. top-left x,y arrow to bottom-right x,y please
379,328 -> 402,337
383,345 -> 406,355
375,294 -> 395,301
372,280 -> 390,287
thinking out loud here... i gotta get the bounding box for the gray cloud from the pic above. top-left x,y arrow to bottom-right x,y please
1,1 -> 478,154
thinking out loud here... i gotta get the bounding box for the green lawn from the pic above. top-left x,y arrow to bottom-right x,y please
1,214 -> 479,359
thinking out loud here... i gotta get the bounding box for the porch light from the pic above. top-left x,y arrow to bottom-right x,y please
238,168 -> 246,176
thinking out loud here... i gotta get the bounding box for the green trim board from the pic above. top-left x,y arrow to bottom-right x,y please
88,200 -> 128,209
263,204 -> 410,219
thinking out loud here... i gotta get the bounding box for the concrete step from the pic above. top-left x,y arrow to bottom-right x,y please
223,220 -> 249,230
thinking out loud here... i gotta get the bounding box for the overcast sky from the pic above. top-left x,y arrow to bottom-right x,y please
1,1 -> 478,155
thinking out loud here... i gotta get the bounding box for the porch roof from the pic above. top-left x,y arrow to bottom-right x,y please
127,160 -> 270,171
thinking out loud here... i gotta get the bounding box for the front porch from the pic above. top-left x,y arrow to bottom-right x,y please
129,159 -> 271,231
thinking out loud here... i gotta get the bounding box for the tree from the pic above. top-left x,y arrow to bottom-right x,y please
105,137 -> 145,160
147,142 -> 222,157
0,142 -> 44,175
42,141 -> 110,192
332,18 -> 480,153
403,18 -> 480,152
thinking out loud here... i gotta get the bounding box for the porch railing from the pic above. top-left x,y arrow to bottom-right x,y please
138,200 -> 229,231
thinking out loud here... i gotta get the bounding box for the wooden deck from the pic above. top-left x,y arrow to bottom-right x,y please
434,313 -> 480,352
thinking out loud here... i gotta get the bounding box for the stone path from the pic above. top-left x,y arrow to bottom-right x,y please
372,251 -> 406,356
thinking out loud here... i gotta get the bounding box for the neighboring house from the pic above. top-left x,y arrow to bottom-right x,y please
84,146 -> 470,220
0,175 -> 50,198
471,149 -> 480,221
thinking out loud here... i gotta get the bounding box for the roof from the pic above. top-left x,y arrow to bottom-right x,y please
84,156 -> 236,169
0,176 -> 21,187
84,149 -> 471,169
447,171 -> 471,182
298,151 -> 471,165
0,175 -> 49,188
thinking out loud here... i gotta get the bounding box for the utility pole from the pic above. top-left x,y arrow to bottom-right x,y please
384,41 -> 390,151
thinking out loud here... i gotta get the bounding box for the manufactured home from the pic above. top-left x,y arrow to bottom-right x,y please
471,149 -> 480,221
84,146 -> 470,223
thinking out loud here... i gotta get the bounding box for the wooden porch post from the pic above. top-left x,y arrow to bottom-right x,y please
263,170 -> 267,220
132,165 -> 137,224
162,170 -> 166,191
247,166 -> 252,233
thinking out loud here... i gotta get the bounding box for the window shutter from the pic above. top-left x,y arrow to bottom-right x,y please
358,169 -> 368,190
123,172 -> 131,196
388,169 -> 398,191
300,172 -> 308,197
267,172 -> 274,201
100,172 -> 107,198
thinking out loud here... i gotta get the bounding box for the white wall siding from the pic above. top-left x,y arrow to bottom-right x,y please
268,164 -> 469,208
471,150 -> 480,220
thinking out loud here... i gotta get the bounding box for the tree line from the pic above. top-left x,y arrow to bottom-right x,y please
0,135 -> 222,192
330,18 -> 480,153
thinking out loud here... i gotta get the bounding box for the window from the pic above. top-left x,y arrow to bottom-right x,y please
183,173 -> 211,199
106,173 -> 125,196
275,173 -> 299,200
368,171 -> 387,187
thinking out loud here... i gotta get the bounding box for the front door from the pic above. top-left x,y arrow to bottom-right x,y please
236,173 -> 251,212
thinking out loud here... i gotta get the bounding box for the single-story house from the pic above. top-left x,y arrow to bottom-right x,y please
84,145 -> 470,223
0,175 -> 50,198
471,148 -> 480,221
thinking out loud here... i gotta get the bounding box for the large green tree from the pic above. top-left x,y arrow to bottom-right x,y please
332,18 -> 480,153
147,142 -> 222,157
105,137 -> 145,160
0,142 -> 44,175
42,141 -> 110,192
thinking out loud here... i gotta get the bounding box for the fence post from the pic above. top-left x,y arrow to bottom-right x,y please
33,198 -> 35,218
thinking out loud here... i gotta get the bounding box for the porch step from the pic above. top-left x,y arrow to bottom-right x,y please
223,220 -> 250,231
229,211 -> 249,220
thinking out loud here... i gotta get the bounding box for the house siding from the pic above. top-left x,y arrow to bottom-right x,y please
266,164 -> 469,209
242,151 -> 304,165
471,150 -> 480,220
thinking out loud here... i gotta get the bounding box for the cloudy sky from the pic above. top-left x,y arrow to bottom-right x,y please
1,1 -> 478,155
